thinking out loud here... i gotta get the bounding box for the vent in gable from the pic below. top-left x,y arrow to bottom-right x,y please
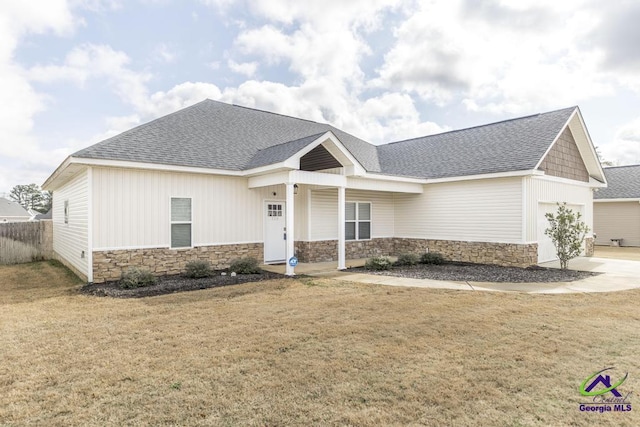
300,144 -> 343,171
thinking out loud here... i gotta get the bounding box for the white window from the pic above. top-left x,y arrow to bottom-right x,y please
64,200 -> 69,225
171,198 -> 192,248
345,202 -> 371,240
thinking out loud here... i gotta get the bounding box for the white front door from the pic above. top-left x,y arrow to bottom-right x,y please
264,201 -> 286,263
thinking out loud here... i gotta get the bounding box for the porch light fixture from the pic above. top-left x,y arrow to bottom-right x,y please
294,184 -> 298,195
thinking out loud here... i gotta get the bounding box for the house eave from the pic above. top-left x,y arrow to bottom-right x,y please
424,169 -> 542,184
594,198 -> 640,203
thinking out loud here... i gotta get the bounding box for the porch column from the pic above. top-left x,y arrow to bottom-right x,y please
285,183 -> 296,276
337,186 -> 346,270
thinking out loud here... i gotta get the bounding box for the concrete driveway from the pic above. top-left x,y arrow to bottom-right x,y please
531,256 -> 640,293
593,246 -> 640,261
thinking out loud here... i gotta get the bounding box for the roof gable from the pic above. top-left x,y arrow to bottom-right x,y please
595,165 -> 640,199
537,127 -> 590,182
300,144 -> 343,171
377,107 -> 577,179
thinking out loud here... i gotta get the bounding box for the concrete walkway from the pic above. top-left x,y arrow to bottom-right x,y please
262,257 -> 640,294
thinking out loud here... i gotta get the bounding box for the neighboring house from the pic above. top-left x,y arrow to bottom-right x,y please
34,209 -> 52,221
0,197 -> 32,223
43,100 -> 606,283
594,165 -> 640,246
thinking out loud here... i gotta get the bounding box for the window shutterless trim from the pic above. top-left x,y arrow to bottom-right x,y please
170,197 -> 193,249
345,201 -> 371,241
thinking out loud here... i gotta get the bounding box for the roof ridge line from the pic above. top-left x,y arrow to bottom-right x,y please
604,164 -> 640,169
252,132 -> 328,152
380,106 -> 577,147
228,101 -> 324,125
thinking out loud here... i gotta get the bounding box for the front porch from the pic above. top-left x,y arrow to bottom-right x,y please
247,131 -> 424,276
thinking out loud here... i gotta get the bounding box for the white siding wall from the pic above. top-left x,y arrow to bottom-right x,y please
53,168 -> 89,277
594,201 -> 640,246
92,167 -> 284,249
394,177 -> 523,243
525,176 -> 593,242
309,189 -> 395,241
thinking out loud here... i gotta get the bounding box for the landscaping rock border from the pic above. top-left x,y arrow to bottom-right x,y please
80,270 -> 284,298
352,262 -> 598,283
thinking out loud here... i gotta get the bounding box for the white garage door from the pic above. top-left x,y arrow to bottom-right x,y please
537,203 -> 584,263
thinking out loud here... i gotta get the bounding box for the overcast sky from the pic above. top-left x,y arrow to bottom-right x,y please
2,0 -> 640,194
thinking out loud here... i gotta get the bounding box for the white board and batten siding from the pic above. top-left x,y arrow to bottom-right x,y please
593,201 -> 640,246
53,168 -> 89,279
92,167 -> 290,250
525,176 -> 593,262
308,189 -> 395,241
394,177 -> 523,243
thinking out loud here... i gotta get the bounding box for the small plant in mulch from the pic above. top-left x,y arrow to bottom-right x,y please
365,256 -> 393,271
420,252 -> 445,265
395,253 -> 420,266
120,267 -> 157,289
185,260 -> 213,278
229,257 -> 261,274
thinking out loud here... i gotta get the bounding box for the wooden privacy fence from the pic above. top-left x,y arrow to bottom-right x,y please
0,221 -> 53,265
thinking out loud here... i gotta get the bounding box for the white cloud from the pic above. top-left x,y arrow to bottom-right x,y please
0,0 -> 78,192
601,118 -> 640,166
152,43 -> 177,63
27,44 -> 152,109
227,59 -> 258,77
376,0 -> 612,113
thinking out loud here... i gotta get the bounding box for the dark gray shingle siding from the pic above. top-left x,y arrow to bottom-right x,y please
595,165 -> 640,199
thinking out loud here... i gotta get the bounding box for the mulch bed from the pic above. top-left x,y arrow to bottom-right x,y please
351,262 -> 599,283
80,270 -> 284,298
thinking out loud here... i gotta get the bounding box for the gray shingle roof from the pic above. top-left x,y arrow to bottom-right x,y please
72,100 -> 578,180
595,165 -> 640,199
73,100 -> 381,172
245,133 -> 326,169
0,198 -> 31,218
376,107 -> 577,179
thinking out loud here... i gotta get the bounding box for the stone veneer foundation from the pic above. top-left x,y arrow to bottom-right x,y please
296,238 -> 538,268
92,243 -> 263,283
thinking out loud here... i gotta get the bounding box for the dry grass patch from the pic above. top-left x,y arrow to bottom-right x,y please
1,262 -> 640,426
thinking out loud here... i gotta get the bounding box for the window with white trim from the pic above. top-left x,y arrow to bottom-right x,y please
171,198 -> 192,248
345,202 -> 371,240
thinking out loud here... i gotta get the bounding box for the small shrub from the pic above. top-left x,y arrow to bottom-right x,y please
420,252 -> 445,265
229,257 -> 261,274
395,253 -> 419,266
120,267 -> 157,289
365,256 -> 392,271
185,260 -> 212,278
